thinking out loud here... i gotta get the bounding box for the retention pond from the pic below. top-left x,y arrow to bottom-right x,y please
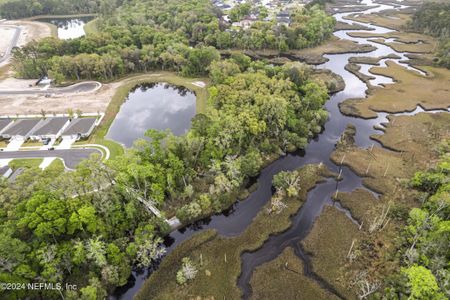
106,83 -> 196,148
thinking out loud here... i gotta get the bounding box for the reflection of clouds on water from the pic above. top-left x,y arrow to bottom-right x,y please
107,83 -> 196,147
37,17 -> 93,39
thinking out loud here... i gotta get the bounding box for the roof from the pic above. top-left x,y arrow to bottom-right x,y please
2,119 -> 42,136
62,118 -> 97,136
31,117 -> 69,136
0,119 -> 13,133
0,166 -> 12,177
8,168 -> 24,182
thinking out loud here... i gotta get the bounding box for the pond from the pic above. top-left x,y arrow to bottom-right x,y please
36,16 -> 94,39
106,83 -> 197,147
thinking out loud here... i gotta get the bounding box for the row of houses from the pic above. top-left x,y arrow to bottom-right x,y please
0,117 -> 98,141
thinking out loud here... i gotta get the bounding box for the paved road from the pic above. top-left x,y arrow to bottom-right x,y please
0,148 -> 101,169
0,81 -> 101,95
0,25 -> 21,64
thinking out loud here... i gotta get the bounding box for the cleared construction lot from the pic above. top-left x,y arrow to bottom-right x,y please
0,78 -> 115,115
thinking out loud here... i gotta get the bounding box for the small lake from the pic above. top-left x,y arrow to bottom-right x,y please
106,83 -> 197,147
37,16 -> 94,39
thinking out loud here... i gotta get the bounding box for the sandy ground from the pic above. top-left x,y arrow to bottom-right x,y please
4,20 -> 52,47
0,77 -> 37,89
0,82 -> 120,115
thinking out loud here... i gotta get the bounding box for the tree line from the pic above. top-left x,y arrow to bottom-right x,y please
384,144 -> 449,299
409,2 -> 450,69
11,0 -> 335,81
0,0 -> 102,19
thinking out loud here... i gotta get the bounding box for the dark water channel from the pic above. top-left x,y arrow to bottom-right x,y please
106,83 -> 196,147
36,16 -> 94,39
111,0 -> 447,298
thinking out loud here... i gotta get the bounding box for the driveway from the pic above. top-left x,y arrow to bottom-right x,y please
0,148 -> 101,169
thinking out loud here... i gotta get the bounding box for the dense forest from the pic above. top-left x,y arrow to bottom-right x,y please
385,147 -> 449,299
0,0 -> 102,19
0,55 -> 330,298
410,2 -> 450,68
11,0 -> 334,81
1,0 -> 337,297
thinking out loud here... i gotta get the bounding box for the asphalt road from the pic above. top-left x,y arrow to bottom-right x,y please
0,81 -> 101,95
0,148 -> 101,169
0,25 -> 21,64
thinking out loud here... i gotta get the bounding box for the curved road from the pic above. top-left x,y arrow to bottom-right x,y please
0,24 -> 21,64
0,81 -> 101,95
0,148 -> 101,169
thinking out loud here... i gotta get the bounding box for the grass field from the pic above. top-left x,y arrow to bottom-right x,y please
250,247 -> 339,300
84,18 -> 99,35
9,158 -> 42,170
318,112 -> 450,298
301,205 -> 363,299
135,164 -> 334,299
340,61 -> 450,118
344,12 -> 411,30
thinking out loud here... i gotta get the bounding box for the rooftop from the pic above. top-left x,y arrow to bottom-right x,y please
2,119 -> 42,137
62,118 -> 97,136
0,119 -> 13,133
31,117 -> 69,136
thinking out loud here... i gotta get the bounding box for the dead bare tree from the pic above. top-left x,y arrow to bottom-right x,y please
369,202 -> 391,233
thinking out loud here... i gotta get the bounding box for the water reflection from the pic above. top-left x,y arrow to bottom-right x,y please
106,83 -> 196,147
37,16 -> 93,39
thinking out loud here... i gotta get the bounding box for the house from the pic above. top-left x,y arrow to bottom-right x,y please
61,117 -> 97,139
232,16 -> 258,29
0,119 -> 43,140
0,166 -> 12,178
29,117 -> 70,141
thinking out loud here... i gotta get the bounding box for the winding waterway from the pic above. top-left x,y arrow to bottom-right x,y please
112,0 -> 448,298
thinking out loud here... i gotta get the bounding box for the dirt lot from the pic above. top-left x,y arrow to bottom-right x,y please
0,81 -> 118,115
3,20 -> 53,47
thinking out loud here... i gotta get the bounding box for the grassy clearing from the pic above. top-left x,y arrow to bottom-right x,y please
46,159 -> 65,172
250,247 -> 339,300
348,31 -> 435,45
80,72 -> 209,159
334,189 -> 379,230
340,61 -> 450,118
370,38 -> 435,54
9,159 -> 42,170
135,164 -> 334,299
344,12 -> 411,30
301,205 -> 363,299
348,54 -> 400,65
371,112 -> 450,168
84,18 -> 99,35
